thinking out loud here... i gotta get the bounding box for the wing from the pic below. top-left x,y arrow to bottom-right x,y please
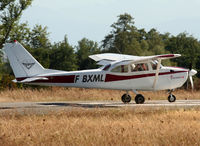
89,53 -> 181,65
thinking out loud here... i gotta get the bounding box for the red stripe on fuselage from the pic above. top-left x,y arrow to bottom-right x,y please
16,75 -> 75,83
105,71 -> 187,82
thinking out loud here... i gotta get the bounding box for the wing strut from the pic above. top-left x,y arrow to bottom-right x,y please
152,59 -> 161,89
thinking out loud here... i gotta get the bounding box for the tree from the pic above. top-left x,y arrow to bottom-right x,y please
8,22 -> 30,44
165,33 -> 200,69
76,38 -> 100,70
146,28 -> 167,55
0,0 -> 33,48
8,23 -> 52,68
28,25 -> 51,49
49,36 -> 77,71
26,25 -> 52,68
31,48 -> 51,68
102,13 -> 143,55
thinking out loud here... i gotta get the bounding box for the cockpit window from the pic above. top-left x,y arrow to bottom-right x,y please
131,63 -> 149,72
111,65 -> 128,73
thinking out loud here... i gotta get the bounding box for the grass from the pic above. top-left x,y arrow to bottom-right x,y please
0,88 -> 200,145
0,108 -> 200,145
0,87 -> 199,102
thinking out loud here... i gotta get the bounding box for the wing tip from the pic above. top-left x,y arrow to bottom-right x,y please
158,54 -> 181,59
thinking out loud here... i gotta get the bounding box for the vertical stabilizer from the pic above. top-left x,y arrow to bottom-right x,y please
3,41 -> 45,78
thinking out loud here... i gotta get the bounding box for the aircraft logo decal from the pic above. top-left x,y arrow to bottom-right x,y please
22,59 -> 35,70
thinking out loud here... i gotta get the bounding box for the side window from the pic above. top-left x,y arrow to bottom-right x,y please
121,65 -> 128,73
131,63 -> 149,72
111,66 -> 121,72
111,65 -> 128,73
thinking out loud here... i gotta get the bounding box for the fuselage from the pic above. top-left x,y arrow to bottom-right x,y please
16,65 -> 188,91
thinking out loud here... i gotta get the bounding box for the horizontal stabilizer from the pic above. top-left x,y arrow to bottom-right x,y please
14,77 -> 48,83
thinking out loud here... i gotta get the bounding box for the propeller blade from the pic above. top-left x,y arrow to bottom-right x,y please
189,75 -> 194,90
188,69 -> 197,90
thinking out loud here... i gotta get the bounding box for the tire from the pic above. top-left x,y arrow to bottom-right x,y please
121,94 -> 131,103
135,94 -> 145,104
168,94 -> 176,102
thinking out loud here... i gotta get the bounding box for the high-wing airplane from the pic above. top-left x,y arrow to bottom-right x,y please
3,41 -> 197,104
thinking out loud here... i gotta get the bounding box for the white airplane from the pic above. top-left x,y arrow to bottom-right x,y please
3,41 -> 197,104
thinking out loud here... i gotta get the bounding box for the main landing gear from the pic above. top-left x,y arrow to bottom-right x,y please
121,93 -> 131,103
135,94 -> 145,104
121,90 -> 145,104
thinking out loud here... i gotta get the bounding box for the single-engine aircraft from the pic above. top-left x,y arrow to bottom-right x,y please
3,41 -> 197,104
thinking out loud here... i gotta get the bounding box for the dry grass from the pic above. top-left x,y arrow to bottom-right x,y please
0,108 -> 200,145
0,87 -> 199,102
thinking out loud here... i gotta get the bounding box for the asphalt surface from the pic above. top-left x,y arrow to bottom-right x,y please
0,100 -> 200,115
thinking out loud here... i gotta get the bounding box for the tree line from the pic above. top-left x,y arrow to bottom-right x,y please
0,0 -> 200,89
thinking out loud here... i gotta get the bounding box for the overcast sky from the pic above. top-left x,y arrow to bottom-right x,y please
21,0 -> 200,46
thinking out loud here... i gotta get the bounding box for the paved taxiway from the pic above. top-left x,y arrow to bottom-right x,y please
0,100 -> 200,115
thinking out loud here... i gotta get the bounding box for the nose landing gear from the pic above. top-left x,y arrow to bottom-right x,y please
168,94 -> 176,102
167,90 -> 176,102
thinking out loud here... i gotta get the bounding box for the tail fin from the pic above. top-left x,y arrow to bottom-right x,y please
3,41 -> 45,78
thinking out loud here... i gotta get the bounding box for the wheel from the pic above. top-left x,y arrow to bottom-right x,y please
168,94 -> 176,102
121,94 -> 131,103
135,94 -> 145,104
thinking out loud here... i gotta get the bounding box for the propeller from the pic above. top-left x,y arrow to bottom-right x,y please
188,69 -> 197,90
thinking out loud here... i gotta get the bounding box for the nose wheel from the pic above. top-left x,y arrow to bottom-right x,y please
168,94 -> 176,102
167,90 -> 176,102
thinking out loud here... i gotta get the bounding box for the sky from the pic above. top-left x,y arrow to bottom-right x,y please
20,0 -> 200,46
